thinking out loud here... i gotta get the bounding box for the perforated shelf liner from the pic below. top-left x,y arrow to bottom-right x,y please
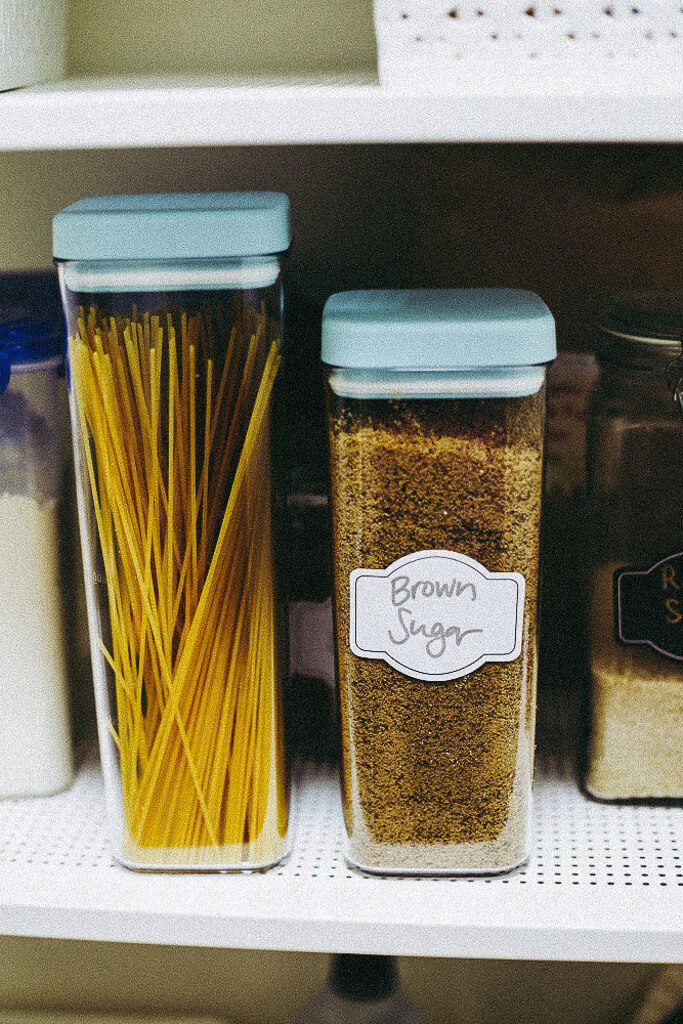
0,705 -> 680,892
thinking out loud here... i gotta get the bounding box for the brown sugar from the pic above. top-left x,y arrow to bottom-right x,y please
327,391 -> 544,873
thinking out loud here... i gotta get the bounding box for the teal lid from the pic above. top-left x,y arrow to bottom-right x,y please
53,192 -> 291,261
322,289 -> 556,369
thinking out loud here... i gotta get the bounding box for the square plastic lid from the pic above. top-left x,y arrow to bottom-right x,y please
53,192 -> 291,261
321,289 -> 556,369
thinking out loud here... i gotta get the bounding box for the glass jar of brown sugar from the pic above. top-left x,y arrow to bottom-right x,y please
322,289 -> 556,875
586,293 -> 683,801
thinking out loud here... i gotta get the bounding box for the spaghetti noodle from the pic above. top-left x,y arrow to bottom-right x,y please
70,301 -> 288,867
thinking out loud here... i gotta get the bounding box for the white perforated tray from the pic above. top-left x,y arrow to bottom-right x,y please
0,702 -> 681,962
374,0 -> 683,87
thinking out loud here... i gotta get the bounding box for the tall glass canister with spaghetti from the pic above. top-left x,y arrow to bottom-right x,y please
54,193 -> 291,870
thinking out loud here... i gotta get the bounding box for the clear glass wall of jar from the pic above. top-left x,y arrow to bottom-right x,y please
586,294 -> 683,800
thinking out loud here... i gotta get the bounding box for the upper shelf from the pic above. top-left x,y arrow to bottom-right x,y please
2,71 -> 683,149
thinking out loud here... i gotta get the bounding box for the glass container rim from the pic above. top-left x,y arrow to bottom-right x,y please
597,326 -> 682,370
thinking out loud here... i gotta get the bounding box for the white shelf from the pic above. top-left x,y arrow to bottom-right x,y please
2,72 -> 683,149
0,735 -> 681,961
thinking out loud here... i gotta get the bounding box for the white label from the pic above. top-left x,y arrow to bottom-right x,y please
349,550 -> 525,683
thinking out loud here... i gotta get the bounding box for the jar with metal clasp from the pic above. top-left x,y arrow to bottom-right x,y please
586,293 -> 683,800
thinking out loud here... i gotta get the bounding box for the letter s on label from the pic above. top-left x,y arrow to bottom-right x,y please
665,597 -> 683,625
388,605 -> 412,645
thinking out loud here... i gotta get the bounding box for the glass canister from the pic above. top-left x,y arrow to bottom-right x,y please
0,300 -> 74,798
586,293 -> 683,801
323,289 -> 556,875
54,193 -> 291,870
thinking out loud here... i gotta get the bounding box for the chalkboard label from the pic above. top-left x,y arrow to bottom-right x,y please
615,554 -> 683,661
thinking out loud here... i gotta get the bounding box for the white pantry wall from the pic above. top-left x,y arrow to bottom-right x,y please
66,0 -> 376,78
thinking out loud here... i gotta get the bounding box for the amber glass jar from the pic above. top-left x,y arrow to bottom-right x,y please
586,293 -> 683,800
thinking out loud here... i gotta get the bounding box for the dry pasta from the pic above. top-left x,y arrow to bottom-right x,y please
70,301 -> 288,867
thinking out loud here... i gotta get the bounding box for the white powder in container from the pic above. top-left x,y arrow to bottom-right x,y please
0,491 -> 74,798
